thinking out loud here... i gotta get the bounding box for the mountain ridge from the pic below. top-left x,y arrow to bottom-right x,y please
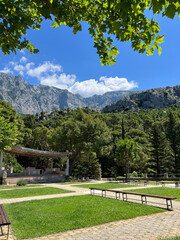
0,72 -> 137,114
102,85 -> 180,113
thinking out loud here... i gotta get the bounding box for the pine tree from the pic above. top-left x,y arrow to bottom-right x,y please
149,122 -> 173,177
166,111 -> 180,175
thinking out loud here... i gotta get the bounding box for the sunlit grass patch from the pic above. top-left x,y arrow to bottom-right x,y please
5,195 -> 166,239
0,187 -> 72,198
0,184 -> 43,190
73,183 -> 135,189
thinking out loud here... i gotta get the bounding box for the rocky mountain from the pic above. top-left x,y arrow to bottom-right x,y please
0,73 -> 137,114
103,85 -> 180,113
84,90 -> 137,108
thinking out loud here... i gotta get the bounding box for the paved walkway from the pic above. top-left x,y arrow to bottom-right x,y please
31,210 -> 180,240
0,182 -> 180,240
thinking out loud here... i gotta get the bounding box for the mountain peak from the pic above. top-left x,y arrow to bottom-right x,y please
103,85 -> 180,113
0,73 -> 136,114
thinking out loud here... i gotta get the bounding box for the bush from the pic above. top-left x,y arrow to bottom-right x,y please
16,180 -> 27,186
69,176 -> 76,182
116,176 -> 125,180
130,171 -> 138,178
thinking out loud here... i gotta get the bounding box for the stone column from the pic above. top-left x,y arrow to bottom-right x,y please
0,152 -> 3,176
65,157 -> 69,176
51,159 -> 53,172
164,173 -> 168,179
144,173 -> 148,179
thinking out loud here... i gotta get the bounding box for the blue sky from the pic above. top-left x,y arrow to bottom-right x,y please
0,13 -> 180,97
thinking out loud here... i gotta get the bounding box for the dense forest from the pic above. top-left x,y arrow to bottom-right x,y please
0,100 -> 180,179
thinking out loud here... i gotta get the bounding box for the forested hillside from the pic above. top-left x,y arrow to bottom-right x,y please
1,100 -> 180,178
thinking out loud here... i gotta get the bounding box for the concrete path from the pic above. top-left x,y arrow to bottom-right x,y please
0,182 -> 180,240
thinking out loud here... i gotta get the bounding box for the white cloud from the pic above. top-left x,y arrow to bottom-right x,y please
9,61 -> 16,66
20,56 -> 28,63
69,77 -> 138,97
27,61 -> 62,78
0,67 -> 13,74
14,65 -> 25,72
2,58 -> 138,97
40,73 -> 76,89
20,49 -> 25,54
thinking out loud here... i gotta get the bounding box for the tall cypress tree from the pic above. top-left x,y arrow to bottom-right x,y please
166,111 -> 180,175
122,118 -> 125,140
149,122 -> 173,177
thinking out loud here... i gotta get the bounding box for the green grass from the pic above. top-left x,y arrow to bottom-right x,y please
0,187 -> 72,198
56,181 -> 92,185
5,195 -> 166,239
160,237 -> 180,240
0,184 -> 43,190
73,183 -> 136,189
138,181 -> 173,185
125,187 -> 180,201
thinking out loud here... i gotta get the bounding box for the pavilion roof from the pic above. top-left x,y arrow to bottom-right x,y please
5,146 -> 71,158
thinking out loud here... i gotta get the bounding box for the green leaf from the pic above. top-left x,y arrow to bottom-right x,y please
158,46 -> 162,55
156,35 -> 164,44
164,4 -> 176,19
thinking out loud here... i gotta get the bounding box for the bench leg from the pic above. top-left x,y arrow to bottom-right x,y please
1,226 -> 4,235
7,225 -> 10,240
122,193 -> 127,201
166,199 -> 173,209
141,196 -> 147,204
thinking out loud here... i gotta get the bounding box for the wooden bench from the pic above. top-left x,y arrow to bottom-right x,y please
120,191 -> 176,210
89,188 -> 176,209
0,204 -> 11,239
90,188 -> 121,199
160,181 -> 180,188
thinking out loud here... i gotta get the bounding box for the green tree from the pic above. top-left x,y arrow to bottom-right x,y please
0,116 -> 19,151
47,108 -> 112,174
149,122 -> 173,177
115,138 -> 136,180
1,0 -> 180,65
73,152 -> 101,179
3,153 -> 24,173
166,111 -> 180,174
31,126 -> 49,151
0,100 -> 24,144
126,128 -> 150,173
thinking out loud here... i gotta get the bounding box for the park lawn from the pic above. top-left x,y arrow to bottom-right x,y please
0,187 -> 72,198
139,181 -> 174,185
0,184 -> 43,190
125,187 -> 180,201
56,181 -> 92,185
160,237 -> 180,240
5,195 -> 166,240
73,183 -> 135,189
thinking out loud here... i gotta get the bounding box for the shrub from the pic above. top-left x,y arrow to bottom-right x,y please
130,171 -> 138,178
16,180 -> 27,186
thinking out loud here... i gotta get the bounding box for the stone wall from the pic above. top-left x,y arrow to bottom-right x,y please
7,174 -> 66,184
